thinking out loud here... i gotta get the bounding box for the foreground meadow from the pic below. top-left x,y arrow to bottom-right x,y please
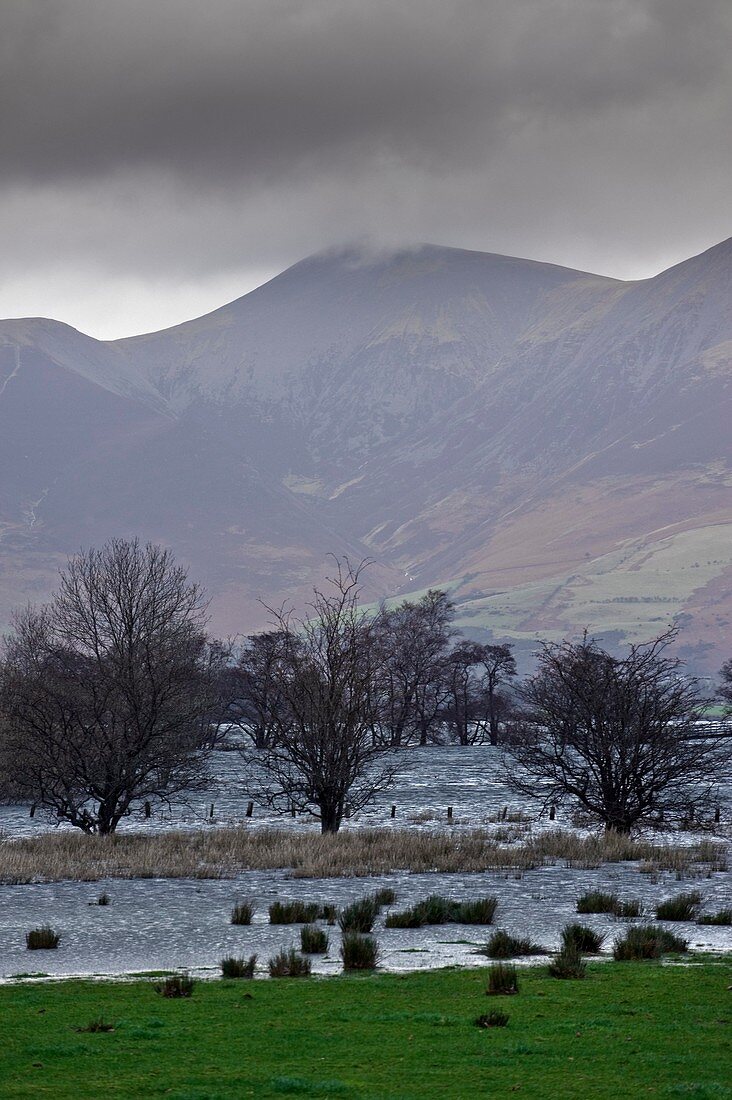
1,962 -> 731,1099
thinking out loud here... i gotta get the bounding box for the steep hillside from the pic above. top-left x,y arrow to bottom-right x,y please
1,240 -> 730,669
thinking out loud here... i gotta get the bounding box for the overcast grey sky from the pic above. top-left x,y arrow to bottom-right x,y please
1,0 -> 730,339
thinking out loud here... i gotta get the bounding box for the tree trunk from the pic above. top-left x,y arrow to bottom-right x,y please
320,803 -> 342,834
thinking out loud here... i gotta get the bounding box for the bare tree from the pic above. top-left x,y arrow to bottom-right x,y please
718,659 -> 732,712
376,589 -> 454,746
219,631 -> 289,749
245,560 -> 398,833
503,632 -> 726,833
0,539 -> 217,833
474,644 -> 517,745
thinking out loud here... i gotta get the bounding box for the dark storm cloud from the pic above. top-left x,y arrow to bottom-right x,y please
0,0 -> 730,336
1,0 -> 728,183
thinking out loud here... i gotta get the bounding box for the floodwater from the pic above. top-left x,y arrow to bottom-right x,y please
1,860 -> 730,981
1,745 -> 730,979
2,744 -> 730,838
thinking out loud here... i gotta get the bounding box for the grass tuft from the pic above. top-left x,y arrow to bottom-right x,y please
341,932 -> 379,971
268,949 -> 312,978
481,931 -> 545,959
76,1017 -> 115,1033
697,909 -> 732,926
385,894 -> 497,928
655,892 -> 702,921
269,901 -> 322,925
155,974 -> 194,998
220,955 -> 257,979
560,923 -> 604,953
339,897 -> 379,933
475,1010 -> 509,1028
231,899 -> 255,925
613,925 -> 688,960
576,890 -> 641,917
300,925 -> 329,954
548,943 -> 586,979
486,962 -> 519,996
26,925 -> 60,950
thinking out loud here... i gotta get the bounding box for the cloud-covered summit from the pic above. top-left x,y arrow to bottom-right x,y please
1,0 -> 730,336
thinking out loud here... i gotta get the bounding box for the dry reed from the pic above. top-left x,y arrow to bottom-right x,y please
0,826 -> 726,884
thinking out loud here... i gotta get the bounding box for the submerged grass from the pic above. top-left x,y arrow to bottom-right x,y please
0,826 -> 726,883
1,963 -> 731,1098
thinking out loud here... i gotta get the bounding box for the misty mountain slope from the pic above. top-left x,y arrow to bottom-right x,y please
115,246 -> 621,467
1,239 -> 731,669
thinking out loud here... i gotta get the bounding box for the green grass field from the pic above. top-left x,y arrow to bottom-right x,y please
1,962 -> 731,1099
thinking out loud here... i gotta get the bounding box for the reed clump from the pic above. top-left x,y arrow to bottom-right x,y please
548,943 -> 586,980
655,891 -> 702,922
385,894 -> 497,928
613,925 -> 688,960
26,926 -> 60,950
697,908 -> 732,926
0,826 -> 725,884
268,948 -> 311,978
560,923 -> 604,954
576,890 -> 641,917
231,900 -> 255,925
220,955 -> 257,978
481,931 -> 545,959
156,974 -> 194,998
486,963 -> 519,996
300,925 -> 329,953
341,933 -> 379,971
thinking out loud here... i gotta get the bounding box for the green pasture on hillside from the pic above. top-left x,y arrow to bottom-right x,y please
1,962 -> 731,1099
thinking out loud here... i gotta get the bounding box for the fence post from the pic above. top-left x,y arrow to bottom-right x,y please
447,806 -> 453,820
246,801 -> 254,818
391,805 -> 396,819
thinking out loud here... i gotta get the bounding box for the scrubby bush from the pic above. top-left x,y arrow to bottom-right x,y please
697,909 -> 732,926
613,925 -> 688,960
268,901 -> 321,925
220,955 -> 257,978
156,974 -> 194,998
486,962 -> 519,995
548,943 -> 586,979
96,892 -> 111,906
300,925 -> 329,953
321,904 -> 339,925
231,900 -> 255,926
482,931 -> 545,959
560,923 -> 604,953
341,932 -> 379,971
655,892 -> 701,921
268,948 -> 311,978
339,897 -> 379,933
576,890 -> 640,917
475,1011 -> 509,1028
26,926 -> 60,950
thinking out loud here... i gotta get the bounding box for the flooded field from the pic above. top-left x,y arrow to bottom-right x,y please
1,745 -> 730,978
2,744 -> 730,839
1,860 -> 730,981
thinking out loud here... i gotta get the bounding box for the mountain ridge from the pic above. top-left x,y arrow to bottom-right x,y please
1,238 -> 731,671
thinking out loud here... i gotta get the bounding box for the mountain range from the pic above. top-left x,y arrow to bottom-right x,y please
1,238 -> 731,671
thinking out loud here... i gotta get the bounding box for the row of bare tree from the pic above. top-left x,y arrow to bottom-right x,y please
0,539 -> 729,836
